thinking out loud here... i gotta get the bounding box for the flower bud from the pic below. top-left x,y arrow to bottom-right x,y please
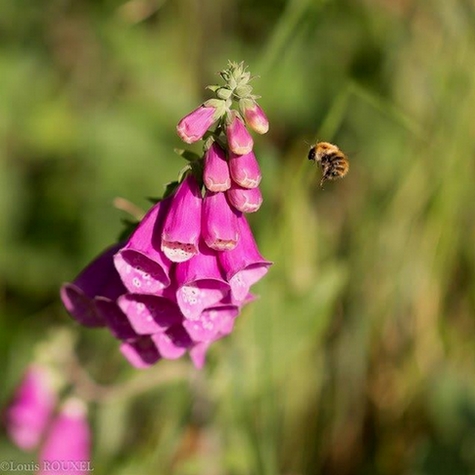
176,105 -> 218,144
228,150 -> 262,189
202,190 -> 239,251
226,111 -> 253,155
226,183 -> 263,213
240,99 -> 269,134
203,142 -> 231,192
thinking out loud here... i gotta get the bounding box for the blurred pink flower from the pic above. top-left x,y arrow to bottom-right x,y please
38,398 -> 91,475
120,336 -> 162,368
60,244 -> 125,327
5,364 -> 58,451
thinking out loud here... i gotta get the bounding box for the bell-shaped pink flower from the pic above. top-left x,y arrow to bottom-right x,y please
152,325 -> 193,359
183,304 -> 239,343
218,214 -> 272,300
118,294 -> 183,335
161,174 -> 202,262
114,200 -> 171,294
175,243 -> 231,320
38,398 -> 90,474
177,105 -> 218,143
60,244 -> 126,327
228,150 -> 262,189
240,99 -> 269,134
226,183 -> 263,213
5,364 -> 58,451
95,298 -> 138,341
203,142 -> 231,192
120,336 -> 161,368
226,111 -> 253,155
201,190 -> 239,251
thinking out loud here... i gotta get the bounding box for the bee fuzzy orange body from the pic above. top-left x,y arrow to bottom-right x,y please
308,141 -> 349,187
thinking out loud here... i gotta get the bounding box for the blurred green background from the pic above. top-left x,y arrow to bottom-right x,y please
1,0 -> 475,473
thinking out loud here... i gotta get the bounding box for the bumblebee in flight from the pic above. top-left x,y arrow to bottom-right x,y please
308,141 -> 349,187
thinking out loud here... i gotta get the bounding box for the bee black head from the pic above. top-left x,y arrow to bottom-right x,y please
308,147 -> 316,161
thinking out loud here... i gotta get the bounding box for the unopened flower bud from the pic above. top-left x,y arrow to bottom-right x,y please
177,105 -> 219,144
227,183 -> 263,213
240,99 -> 269,134
228,150 -> 262,189
203,143 -> 231,192
226,111 -> 253,155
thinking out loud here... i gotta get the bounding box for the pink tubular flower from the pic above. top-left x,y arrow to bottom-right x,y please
95,298 -> 138,340
226,111 -> 253,155
183,303 -> 239,343
114,200 -> 171,294
203,142 -> 231,192
201,190 -> 239,251
218,214 -> 272,300
117,294 -> 183,335
240,99 -> 269,134
120,336 -> 161,368
5,364 -> 58,451
177,105 -> 218,143
226,183 -> 263,213
152,325 -> 193,359
161,174 -> 202,262
38,398 -> 90,475
60,244 -> 126,327
175,243 -> 231,320
228,150 -> 262,189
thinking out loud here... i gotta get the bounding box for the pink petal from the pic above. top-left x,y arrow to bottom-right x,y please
120,337 -> 161,368
175,243 -> 231,319
95,297 -> 138,340
189,342 -> 211,370
114,200 -> 171,294
183,305 -> 239,342
218,214 -> 272,300
118,294 -> 183,335
60,243 -> 126,327
152,325 -> 193,359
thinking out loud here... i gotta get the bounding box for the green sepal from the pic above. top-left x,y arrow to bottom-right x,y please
117,218 -> 139,242
235,84 -> 253,99
162,180 -> 179,199
174,148 -> 201,162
